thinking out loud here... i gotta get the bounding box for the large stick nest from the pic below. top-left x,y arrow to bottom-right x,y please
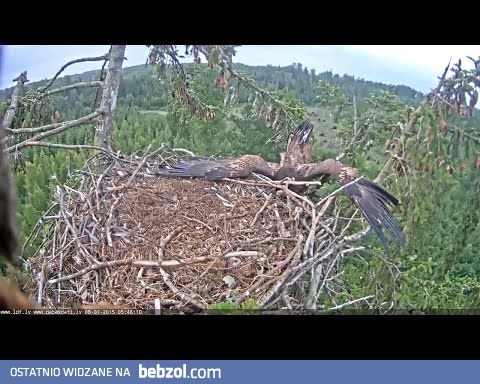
24,147 -> 373,313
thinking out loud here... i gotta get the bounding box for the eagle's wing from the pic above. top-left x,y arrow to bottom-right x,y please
158,155 -> 278,181
281,121 -> 314,167
297,160 -> 405,256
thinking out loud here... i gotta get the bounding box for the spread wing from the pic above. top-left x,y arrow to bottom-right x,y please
297,160 -> 405,256
281,121 -> 314,167
157,155 -> 278,181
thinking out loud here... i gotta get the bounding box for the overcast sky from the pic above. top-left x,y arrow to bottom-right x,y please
1,45 -> 479,92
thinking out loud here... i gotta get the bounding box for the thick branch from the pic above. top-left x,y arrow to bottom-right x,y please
12,141 -> 111,154
47,251 -> 260,285
40,55 -> 109,93
6,111 -> 101,153
42,81 -> 103,97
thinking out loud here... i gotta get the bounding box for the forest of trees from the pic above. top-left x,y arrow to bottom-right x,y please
1,45 -> 480,311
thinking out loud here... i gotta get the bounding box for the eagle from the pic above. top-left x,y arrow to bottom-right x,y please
157,121 -> 405,256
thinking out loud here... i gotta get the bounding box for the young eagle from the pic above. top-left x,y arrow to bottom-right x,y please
158,121 -> 405,256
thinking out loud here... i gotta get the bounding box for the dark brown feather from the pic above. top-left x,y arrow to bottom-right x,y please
281,121 -> 314,167
158,155 -> 277,180
294,160 -> 404,255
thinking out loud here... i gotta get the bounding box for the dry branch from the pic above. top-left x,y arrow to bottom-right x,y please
10,141 -> 110,154
40,55 -> 109,93
6,110 -> 102,153
42,81 -> 103,97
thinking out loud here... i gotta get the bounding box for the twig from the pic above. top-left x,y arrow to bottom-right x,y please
170,147 -> 196,157
58,187 -> 97,264
315,176 -> 364,208
320,295 -> 374,313
21,203 -> 58,258
344,226 -> 372,243
235,235 -> 304,305
250,193 -> 272,226
37,264 -> 45,305
157,225 -> 186,260
257,235 -> 305,308
182,216 -> 213,232
159,268 -> 204,310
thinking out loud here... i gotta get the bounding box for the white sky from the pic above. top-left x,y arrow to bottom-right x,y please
1,45 -> 479,93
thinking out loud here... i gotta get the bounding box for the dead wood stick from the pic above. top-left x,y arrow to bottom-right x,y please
181,215 -> 213,231
250,193 -> 272,226
125,144 -> 153,186
40,54 -> 109,93
105,144 -> 165,245
257,236 -> 305,308
47,251 -> 262,285
320,295 -> 374,313
303,196 -> 334,258
58,189 -> 97,264
157,225 -> 186,260
159,268 -> 205,310
315,176 -> 364,209
42,81 -> 103,97
234,235 -> 304,305
95,161 -> 115,210
15,141 -> 112,154
21,203 -> 58,258
6,111 -> 100,135
6,111 -> 102,153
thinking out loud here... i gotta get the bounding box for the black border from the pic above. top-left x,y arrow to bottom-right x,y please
0,5 -> 469,45
3,314 -> 479,359
2,4 -> 478,363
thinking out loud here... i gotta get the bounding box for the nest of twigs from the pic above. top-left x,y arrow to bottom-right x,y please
24,146 -> 371,313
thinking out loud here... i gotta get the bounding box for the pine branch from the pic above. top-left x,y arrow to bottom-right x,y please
375,60 -> 451,184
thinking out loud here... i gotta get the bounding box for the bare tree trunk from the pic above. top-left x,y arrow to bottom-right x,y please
0,48 -> 20,264
3,71 -> 29,130
95,45 -> 126,149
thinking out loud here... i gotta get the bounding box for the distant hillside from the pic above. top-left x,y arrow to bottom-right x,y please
0,62 -> 425,108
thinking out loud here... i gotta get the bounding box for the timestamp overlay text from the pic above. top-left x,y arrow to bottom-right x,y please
0,361 -> 477,384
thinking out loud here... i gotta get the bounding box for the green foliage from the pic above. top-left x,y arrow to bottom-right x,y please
208,299 -> 257,314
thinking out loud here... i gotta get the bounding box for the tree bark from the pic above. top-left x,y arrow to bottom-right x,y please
3,71 -> 29,131
95,45 -> 126,150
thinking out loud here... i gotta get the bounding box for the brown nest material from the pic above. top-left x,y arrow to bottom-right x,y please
24,147 -> 372,313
